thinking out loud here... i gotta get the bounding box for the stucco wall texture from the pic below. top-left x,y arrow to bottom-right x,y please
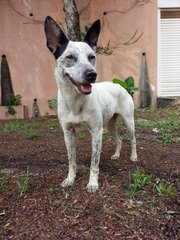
0,0 -> 157,117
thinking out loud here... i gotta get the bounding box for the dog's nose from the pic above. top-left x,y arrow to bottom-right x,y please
85,70 -> 97,83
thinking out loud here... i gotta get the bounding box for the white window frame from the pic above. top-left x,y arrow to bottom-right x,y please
157,0 -> 180,97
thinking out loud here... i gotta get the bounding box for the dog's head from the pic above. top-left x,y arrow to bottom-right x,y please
44,16 -> 100,95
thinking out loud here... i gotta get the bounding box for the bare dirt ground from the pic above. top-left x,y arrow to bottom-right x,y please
0,108 -> 179,240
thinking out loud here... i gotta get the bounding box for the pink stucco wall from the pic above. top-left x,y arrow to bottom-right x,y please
0,0 -> 157,118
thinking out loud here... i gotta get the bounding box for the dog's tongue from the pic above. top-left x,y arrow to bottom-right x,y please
80,84 -> 92,94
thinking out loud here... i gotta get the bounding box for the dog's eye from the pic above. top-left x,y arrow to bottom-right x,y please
66,55 -> 74,60
88,55 -> 96,61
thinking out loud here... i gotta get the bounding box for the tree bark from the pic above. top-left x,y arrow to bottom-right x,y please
62,0 -> 81,41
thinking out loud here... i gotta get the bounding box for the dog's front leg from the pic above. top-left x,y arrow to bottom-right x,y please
87,128 -> 103,193
61,128 -> 77,188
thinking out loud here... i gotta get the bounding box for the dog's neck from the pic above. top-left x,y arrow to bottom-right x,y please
55,70 -> 86,115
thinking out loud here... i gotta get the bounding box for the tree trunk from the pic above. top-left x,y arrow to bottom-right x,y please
62,0 -> 81,41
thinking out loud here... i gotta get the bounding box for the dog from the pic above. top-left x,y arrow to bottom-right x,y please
44,16 -> 137,193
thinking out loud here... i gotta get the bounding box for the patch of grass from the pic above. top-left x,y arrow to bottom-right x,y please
128,169 -> 152,199
16,167 -> 31,197
0,170 -> 8,189
50,187 -> 60,194
3,121 -> 24,133
135,110 -> 180,143
122,132 -> 130,141
103,129 -> 111,140
23,126 -> 38,139
47,121 -> 59,129
128,169 -> 176,199
111,158 -> 119,168
62,189 -> 70,199
77,132 -> 86,140
161,133 -> 180,143
153,179 -> 175,197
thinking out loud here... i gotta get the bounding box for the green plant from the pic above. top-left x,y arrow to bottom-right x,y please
154,182 -> 167,196
0,170 -> 8,189
45,111 -> 49,117
24,127 -> 38,140
161,133 -> 180,143
153,179 -> 175,197
166,183 -> 175,197
50,187 -> 60,194
5,94 -> 22,116
48,97 -> 57,113
113,77 -> 138,97
135,110 -> 180,140
111,159 -> 119,168
8,94 -> 22,106
16,167 -> 31,197
102,129 -> 111,140
3,121 -> 24,133
77,132 -> 86,140
128,169 -> 151,198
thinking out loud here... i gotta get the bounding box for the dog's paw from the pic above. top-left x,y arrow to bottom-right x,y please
130,155 -> 138,162
111,154 -> 120,160
86,182 -> 99,193
61,178 -> 74,188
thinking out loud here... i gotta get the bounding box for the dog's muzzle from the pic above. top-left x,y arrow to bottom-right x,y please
65,70 -> 97,95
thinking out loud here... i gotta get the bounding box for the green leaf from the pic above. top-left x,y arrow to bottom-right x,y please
124,76 -> 135,89
112,79 -> 127,90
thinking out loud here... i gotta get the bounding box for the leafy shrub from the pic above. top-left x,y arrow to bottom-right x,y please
113,77 -> 138,97
6,94 -> 22,116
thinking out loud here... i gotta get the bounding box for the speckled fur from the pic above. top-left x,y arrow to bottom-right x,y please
44,16 -> 137,193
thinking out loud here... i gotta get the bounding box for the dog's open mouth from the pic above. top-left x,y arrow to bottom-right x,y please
78,84 -> 92,94
65,74 -> 92,95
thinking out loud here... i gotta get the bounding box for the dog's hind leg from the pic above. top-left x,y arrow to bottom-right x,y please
120,111 -> 138,162
61,128 -> 77,187
108,114 -> 122,160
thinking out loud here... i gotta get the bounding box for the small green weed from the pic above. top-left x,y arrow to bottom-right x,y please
153,179 -> 175,197
0,170 -> 8,189
3,121 -> 24,133
103,129 -> 111,140
128,169 -> 176,199
16,167 -> 31,197
62,189 -> 70,199
77,132 -> 86,140
135,110 -> 179,143
48,97 -> 57,114
161,133 -> 180,143
5,94 -> 22,117
123,133 -> 130,141
23,127 -> 38,140
50,187 -> 60,194
128,169 -> 151,198
111,159 -> 119,168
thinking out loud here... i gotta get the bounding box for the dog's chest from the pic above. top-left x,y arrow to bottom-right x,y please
58,101 -> 91,128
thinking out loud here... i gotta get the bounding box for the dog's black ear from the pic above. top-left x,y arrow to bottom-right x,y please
84,19 -> 101,50
44,16 -> 68,56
